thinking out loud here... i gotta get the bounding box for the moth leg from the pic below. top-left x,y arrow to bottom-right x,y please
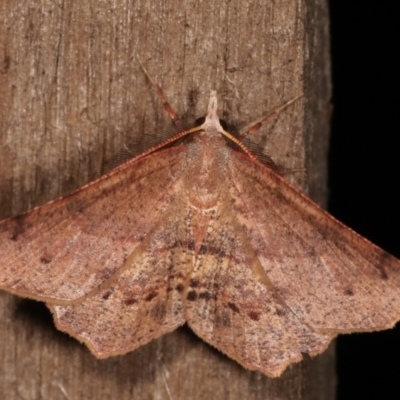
137,54 -> 183,130
239,95 -> 302,139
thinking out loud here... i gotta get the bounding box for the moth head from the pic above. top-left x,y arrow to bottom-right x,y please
195,91 -> 255,159
201,91 -> 224,133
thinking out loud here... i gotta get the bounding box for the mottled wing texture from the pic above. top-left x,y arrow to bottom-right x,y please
2,123 -> 400,377
0,147 -> 185,302
51,197 -> 193,357
229,152 -> 400,333
184,195 -> 333,377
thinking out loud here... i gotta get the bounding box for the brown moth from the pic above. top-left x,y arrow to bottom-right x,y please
1,69 -> 400,378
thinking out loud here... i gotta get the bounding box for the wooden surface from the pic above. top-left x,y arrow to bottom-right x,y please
0,0 -> 333,398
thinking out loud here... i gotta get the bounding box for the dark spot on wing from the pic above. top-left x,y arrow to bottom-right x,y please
175,283 -> 184,292
40,255 -> 52,264
170,241 -> 179,249
145,291 -> 158,301
248,311 -> 261,321
102,290 -> 112,300
190,279 -> 200,288
187,291 -> 197,301
199,291 -> 215,300
124,296 -> 137,306
198,245 -> 207,255
275,308 -> 285,316
228,302 -> 240,313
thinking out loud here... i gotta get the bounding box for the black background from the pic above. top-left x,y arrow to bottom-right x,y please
329,2 -> 400,399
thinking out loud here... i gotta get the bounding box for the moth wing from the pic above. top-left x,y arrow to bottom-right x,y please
0,147 -> 186,302
184,197 -> 333,378
230,153 -> 400,333
50,196 -> 193,357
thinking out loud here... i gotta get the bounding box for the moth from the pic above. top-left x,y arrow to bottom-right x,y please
1,65 -> 400,378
